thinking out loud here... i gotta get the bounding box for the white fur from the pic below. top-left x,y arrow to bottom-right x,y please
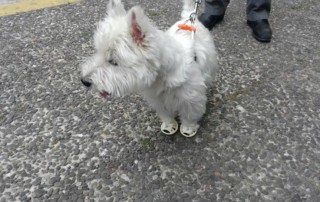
81,0 -> 218,136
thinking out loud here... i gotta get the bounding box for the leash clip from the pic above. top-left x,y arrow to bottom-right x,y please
178,0 -> 202,39
190,0 -> 201,25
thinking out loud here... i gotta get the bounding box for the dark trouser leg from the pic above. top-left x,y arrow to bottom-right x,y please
246,0 -> 272,42
247,0 -> 271,21
205,0 -> 230,16
199,0 -> 230,30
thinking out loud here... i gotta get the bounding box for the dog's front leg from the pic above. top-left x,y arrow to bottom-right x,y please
157,107 -> 179,136
142,94 -> 178,135
178,92 -> 207,138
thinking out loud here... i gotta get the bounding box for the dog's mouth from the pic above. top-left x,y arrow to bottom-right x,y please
100,91 -> 110,98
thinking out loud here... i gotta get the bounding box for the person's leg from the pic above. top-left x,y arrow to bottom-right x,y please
199,0 -> 230,30
246,0 -> 272,42
247,0 -> 271,21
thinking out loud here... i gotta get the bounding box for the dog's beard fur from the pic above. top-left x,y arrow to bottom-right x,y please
81,0 -> 218,136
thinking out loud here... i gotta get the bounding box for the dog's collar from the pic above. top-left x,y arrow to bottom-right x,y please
178,23 -> 196,32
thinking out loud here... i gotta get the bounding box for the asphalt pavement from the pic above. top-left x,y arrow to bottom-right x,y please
1,0 -> 320,201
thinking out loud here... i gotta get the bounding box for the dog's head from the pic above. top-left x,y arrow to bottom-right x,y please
81,0 -> 161,98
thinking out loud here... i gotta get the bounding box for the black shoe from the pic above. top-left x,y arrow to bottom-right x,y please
247,19 -> 272,43
199,14 -> 224,30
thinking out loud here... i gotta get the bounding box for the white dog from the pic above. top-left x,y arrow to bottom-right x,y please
81,0 -> 218,137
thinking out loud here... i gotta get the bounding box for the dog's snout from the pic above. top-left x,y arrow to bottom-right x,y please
81,78 -> 92,87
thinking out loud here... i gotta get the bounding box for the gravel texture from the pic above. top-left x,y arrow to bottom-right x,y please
1,0 -> 320,201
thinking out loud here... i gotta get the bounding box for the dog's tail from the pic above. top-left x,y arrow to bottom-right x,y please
181,0 -> 194,19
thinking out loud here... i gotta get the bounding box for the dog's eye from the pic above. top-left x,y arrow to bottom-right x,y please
108,59 -> 118,66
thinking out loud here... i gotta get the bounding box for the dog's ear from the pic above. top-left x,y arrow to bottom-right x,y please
130,11 -> 145,45
128,7 -> 154,45
107,0 -> 126,16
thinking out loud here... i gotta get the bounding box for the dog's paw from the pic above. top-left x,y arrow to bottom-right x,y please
161,120 -> 178,135
180,124 -> 199,138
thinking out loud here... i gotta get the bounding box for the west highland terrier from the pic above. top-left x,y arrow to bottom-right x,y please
81,0 -> 218,137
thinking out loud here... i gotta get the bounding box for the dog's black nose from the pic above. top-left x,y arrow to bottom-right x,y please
81,78 -> 92,87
